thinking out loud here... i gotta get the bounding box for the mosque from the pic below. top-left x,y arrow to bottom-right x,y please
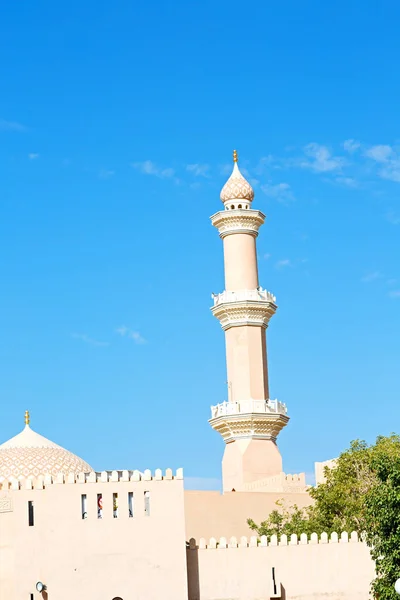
0,153 -> 374,599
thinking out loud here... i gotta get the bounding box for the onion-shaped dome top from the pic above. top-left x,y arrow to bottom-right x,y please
220,150 -> 254,204
0,411 -> 92,482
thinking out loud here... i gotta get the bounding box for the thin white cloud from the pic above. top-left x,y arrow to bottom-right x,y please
365,145 -> 393,163
381,160 -> 400,183
115,326 -> 146,344
335,176 -> 358,188
361,271 -> 381,283
343,139 -> 361,154
115,326 -> 128,336
219,163 -> 232,176
386,211 -> 400,225
275,259 -> 292,269
28,153 -> 39,160
254,155 -> 275,175
186,163 -> 209,177
71,333 -> 109,347
98,169 -> 115,179
261,182 -> 294,202
364,145 -> 400,182
132,160 -> 176,180
263,253 -> 271,260
301,143 -> 345,173
129,331 -> 146,343
0,119 -> 26,132
388,290 -> 400,299
161,167 -> 175,178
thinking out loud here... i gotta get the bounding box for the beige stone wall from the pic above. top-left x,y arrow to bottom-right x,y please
0,470 -> 188,600
187,533 -> 375,600
315,458 -> 337,484
184,490 -> 312,540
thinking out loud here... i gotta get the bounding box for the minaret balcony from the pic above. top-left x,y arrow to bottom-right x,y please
212,288 -> 276,306
210,399 -> 287,419
211,288 -> 277,330
209,400 -> 289,443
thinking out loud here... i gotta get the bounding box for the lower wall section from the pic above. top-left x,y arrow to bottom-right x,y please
187,535 -> 375,600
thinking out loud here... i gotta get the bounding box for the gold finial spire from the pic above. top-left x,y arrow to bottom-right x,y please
233,149 -> 238,163
25,410 -> 30,426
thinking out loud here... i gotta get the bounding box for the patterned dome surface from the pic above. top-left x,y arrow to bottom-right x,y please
220,162 -> 254,203
0,424 -> 92,481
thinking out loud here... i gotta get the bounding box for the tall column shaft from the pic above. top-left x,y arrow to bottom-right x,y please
225,326 -> 269,401
223,233 -> 259,290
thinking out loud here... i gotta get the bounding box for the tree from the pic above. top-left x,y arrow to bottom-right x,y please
248,435 -> 400,538
364,451 -> 400,599
247,501 -> 318,538
248,434 -> 400,598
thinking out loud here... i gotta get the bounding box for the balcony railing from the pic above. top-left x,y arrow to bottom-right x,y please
211,288 -> 276,306
210,399 -> 287,419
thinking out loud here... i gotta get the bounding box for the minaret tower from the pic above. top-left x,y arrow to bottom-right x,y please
209,151 -> 289,493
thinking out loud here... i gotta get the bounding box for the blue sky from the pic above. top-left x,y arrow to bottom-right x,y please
0,1 -> 399,489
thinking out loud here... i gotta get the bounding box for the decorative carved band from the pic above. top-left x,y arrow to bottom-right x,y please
211,298 -> 277,330
210,209 -> 265,238
209,411 -> 289,444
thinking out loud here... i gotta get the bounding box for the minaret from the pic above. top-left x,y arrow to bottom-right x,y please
209,151 -> 289,493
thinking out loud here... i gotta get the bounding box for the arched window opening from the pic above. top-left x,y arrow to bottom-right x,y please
238,204 -> 242,209
230,205 -> 235,209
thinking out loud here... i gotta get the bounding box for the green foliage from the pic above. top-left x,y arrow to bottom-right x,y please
365,451 -> 400,599
311,436 -> 400,535
247,434 -> 400,598
247,502 -> 318,538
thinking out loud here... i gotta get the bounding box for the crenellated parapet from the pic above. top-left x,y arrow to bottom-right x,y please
0,467 -> 183,491
189,531 -> 361,550
241,471 -> 307,493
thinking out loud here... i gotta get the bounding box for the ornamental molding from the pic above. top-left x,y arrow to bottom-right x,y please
210,209 -> 265,238
0,496 -> 13,513
211,297 -> 277,330
0,447 -> 92,483
209,411 -> 289,444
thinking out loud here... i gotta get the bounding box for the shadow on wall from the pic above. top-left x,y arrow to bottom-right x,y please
186,538 -> 288,600
187,540 -> 200,600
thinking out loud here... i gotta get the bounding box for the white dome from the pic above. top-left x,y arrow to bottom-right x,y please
0,416 -> 92,482
220,152 -> 254,204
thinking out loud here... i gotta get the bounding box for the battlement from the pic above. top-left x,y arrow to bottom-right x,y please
242,471 -> 307,493
0,467 -> 183,490
190,531 -> 360,549
186,530 -> 374,600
